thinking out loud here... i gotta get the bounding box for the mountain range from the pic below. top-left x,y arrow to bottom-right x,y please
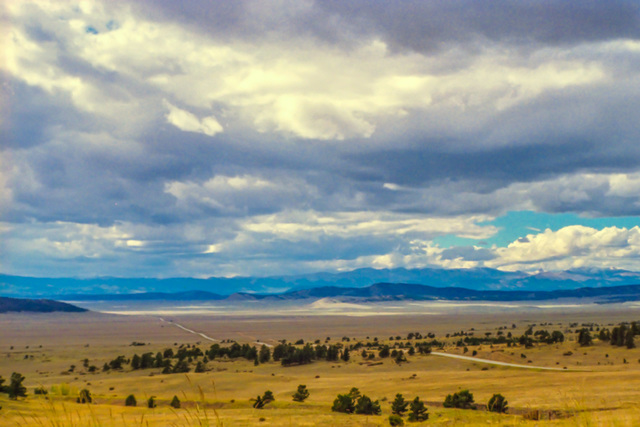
1,267 -> 640,297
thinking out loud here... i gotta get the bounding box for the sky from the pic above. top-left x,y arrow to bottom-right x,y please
1,0 -> 640,279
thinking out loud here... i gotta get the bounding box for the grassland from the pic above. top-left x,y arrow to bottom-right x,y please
1,306 -> 640,426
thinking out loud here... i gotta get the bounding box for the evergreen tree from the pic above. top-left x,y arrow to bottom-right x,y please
341,348 -> 350,362
262,390 -> 275,403
170,395 -> 181,408
355,395 -> 381,415
259,345 -> 271,363
292,384 -> 310,402
487,393 -> 508,413
348,387 -> 361,401
577,328 -> 593,347
443,389 -> 475,409
77,389 -> 92,404
408,397 -> 429,421
391,393 -> 408,416
125,394 -> 137,407
331,393 -> 355,413
8,373 -> 27,399
625,329 -> 636,349
147,396 -> 156,408
130,354 -> 141,370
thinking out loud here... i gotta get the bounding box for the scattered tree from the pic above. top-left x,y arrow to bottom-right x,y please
7,373 -> 27,399
443,389 -> 475,409
332,393 -> 355,413
170,395 -> 181,408
487,393 -> 508,413
408,396 -> 429,422
147,396 -> 156,408
125,394 -> 137,407
391,393 -> 408,416
77,389 -> 92,404
355,394 -> 381,415
292,384 -> 310,402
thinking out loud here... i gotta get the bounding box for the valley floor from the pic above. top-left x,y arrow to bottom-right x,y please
1,304 -> 639,426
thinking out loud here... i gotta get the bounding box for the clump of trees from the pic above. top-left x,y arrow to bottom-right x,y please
443,390 -> 476,409
390,393 -> 428,422
331,388 -> 380,415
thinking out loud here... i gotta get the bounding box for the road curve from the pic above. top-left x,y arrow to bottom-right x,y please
158,317 -> 273,348
430,351 -> 586,371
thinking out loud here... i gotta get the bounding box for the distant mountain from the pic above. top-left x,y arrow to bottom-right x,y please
2,267 -> 640,297
0,296 -> 88,313
58,283 -> 640,304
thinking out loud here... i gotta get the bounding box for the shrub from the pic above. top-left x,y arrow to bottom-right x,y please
355,395 -> 381,415
170,395 -> 181,408
125,394 -> 137,407
34,386 -> 48,395
443,389 -> 475,409
389,414 -> 404,426
332,394 -> 355,413
487,393 -> 508,413
77,389 -> 92,404
292,384 -> 310,402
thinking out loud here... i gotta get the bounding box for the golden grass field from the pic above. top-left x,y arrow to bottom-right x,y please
1,306 -> 640,426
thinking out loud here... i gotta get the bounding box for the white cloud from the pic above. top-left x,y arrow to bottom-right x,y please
488,225 -> 640,271
163,100 -> 223,136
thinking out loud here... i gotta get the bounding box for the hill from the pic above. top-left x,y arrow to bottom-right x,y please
0,296 -> 88,313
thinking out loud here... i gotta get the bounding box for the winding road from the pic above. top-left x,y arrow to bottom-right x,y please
430,351 -> 586,371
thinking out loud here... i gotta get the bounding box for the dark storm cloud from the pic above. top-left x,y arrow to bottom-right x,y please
136,0 -> 640,52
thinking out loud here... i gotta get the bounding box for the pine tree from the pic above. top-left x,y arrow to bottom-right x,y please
125,394 -> 137,407
354,395 -> 381,415
408,397 -> 429,421
331,393 -> 355,413
77,389 -> 92,404
391,393 -> 408,416
147,396 -> 156,408
625,329 -> 636,349
487,393 -> 508,413
292,384 -> 310,402
341,348 -> 350,362
8,373 -> 27,399
170,395 -> 181,408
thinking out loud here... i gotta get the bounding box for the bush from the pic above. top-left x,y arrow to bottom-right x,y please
487,393 -> 508,413
77,389 -> 92,404
443,389 -> 475,409
292,384 -> 310,402
389,414 -> 404,426
170,395 -> 181,408
332,394 -> 355,413
355,395 -> 381,415
125,394 -> 137,407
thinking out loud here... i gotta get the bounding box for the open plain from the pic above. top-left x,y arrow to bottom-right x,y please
1,303 -> 640,426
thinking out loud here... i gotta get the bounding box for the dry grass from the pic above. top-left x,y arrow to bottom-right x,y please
1,308 -> 640,426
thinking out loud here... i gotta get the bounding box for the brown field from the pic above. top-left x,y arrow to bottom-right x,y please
1,305 -> 640,426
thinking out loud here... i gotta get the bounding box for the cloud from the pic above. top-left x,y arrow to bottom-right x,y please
163,100 -> 223,136
487,226 -> 640,271
2,0 -> 640,278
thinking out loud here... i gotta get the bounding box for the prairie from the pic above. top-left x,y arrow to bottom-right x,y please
1,304 -> 639,426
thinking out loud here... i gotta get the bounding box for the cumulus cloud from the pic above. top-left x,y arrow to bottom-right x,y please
487,226 -> 640,272
2,0 -> 640,278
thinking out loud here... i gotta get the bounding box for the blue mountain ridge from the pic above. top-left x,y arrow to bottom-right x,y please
1,267 -> 639,297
